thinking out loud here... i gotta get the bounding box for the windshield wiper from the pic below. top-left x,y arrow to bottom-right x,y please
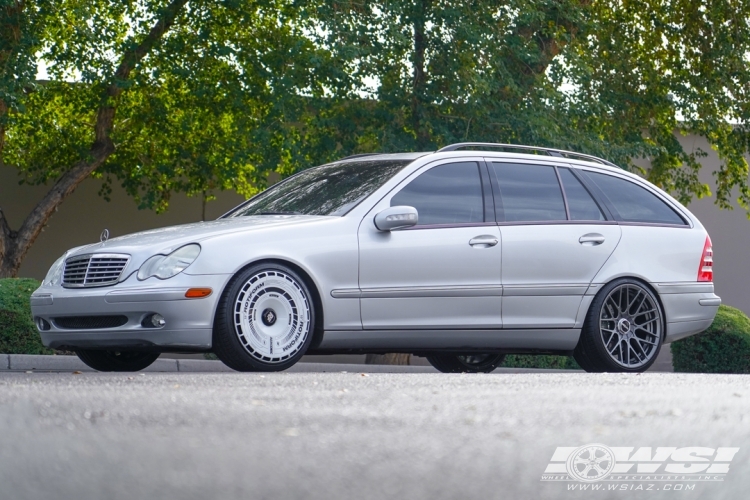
257,211 -> 303,215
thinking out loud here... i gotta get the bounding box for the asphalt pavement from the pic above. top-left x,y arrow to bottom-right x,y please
0,369 -> 748,500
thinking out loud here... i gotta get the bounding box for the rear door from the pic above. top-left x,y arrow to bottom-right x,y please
358,159 -> 502,329
489,161 -> 622,328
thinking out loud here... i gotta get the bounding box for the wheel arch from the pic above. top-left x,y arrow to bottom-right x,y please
579,275 -> 667,335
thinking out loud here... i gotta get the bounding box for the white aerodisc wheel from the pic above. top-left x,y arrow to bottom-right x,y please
233,270 -> 311,363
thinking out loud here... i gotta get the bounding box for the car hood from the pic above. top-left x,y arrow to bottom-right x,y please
68,215 -> 330,258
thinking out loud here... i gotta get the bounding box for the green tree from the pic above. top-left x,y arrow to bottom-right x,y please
1,0 -> 191,277
567,0 -> 750,209
2,0 -> 750,279
305,0 -> 750,206
0,0 -> 336,277
293,0 -> 584,160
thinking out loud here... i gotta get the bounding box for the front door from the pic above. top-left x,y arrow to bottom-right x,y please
488,161 -> 622,328
358,159 -> 502,329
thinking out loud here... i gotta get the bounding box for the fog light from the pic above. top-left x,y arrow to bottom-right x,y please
35,317 -> 51,331
151,314 -> 166,327
142,313 -> 166,328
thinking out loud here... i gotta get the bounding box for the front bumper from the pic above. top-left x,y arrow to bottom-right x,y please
30,273 -> 231,352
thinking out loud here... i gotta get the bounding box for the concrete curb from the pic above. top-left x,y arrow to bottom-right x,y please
0,354 -> 445,373
0,354 -> 590,373
0,352 -> 673,373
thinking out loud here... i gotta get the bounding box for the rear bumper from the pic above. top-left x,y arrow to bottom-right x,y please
30,273 -> 231,352
655,283 -> 721,343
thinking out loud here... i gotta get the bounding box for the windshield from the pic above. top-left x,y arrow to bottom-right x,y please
226,159 -> 413,217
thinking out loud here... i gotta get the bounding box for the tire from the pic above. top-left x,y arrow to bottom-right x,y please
75,350 -> 160,372
213,263 -> 316,372
426,353 -> 506,373
573,278 -> 664,373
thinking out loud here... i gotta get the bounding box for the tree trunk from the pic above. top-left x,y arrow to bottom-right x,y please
0,0 -> 188,278
410,0 -> 430,150
365,353 -> 412,365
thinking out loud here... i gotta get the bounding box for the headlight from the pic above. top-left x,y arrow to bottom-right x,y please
137,244 -> 201,281
43,255 -> 66,286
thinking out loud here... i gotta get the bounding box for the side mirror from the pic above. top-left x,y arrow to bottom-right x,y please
374,206 -> 419,231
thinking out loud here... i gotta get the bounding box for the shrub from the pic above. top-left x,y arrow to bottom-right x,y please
671,305 -> 750,373
501,354 -> 581,370
0,278 -> 53,355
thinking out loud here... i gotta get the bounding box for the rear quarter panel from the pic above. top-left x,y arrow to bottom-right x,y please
593,225 -> 706,284
590,224 -> 718,341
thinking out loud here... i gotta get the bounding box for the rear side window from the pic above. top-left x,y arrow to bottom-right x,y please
391,162 -> 484,225
490,163 -> 566,222
558,168 -> 605,221
585,172 -> 686,225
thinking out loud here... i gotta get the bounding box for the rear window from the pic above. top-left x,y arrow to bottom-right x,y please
226,160 -> 412,217
585,172 -> 686,225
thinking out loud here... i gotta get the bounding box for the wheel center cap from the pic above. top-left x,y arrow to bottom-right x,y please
617,318 -> 631,334
261,308 -> 277,326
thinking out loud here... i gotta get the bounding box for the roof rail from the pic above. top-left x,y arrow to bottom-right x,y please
436,142 -> 619,168
338,153 -> 381,161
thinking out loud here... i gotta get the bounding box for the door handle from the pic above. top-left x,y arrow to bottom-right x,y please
579,233 -> 605,246
469,235 -> 499,248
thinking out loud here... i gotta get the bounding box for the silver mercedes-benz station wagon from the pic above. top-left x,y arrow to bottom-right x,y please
30,143 -> 720,373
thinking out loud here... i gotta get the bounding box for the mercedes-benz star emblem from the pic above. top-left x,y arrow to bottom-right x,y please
261,308 -> 277,326
100,229 -> 110,242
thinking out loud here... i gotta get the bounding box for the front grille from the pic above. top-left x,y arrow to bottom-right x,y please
53,315 -> 129,330
62,254 -> 129,288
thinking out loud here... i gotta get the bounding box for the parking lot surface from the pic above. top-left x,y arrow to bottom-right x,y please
0,370 -> 747,500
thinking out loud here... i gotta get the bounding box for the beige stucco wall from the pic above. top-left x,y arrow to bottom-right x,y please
0,166 -> 244,279
1,135 -> 749,315
671,134 -> 750,316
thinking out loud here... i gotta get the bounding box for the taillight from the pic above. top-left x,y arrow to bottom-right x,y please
698,236 -> 713,282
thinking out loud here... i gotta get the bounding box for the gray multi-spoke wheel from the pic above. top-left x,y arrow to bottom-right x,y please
213,263 -> 316,372
426,353 -> 505,373
574,279 -> 663,372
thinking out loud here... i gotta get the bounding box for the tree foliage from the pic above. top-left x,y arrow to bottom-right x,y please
299,0 -> 590,157
2,0 -> 750,277
0,0 -> 335,275
304,0 -> 750,209
568,0 -> 750,208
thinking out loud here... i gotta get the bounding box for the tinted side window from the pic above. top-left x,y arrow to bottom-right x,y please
585,172 -> 686,225
559,168 -> 605,221
391,162 -> 484,225
491,163 -> 566,222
